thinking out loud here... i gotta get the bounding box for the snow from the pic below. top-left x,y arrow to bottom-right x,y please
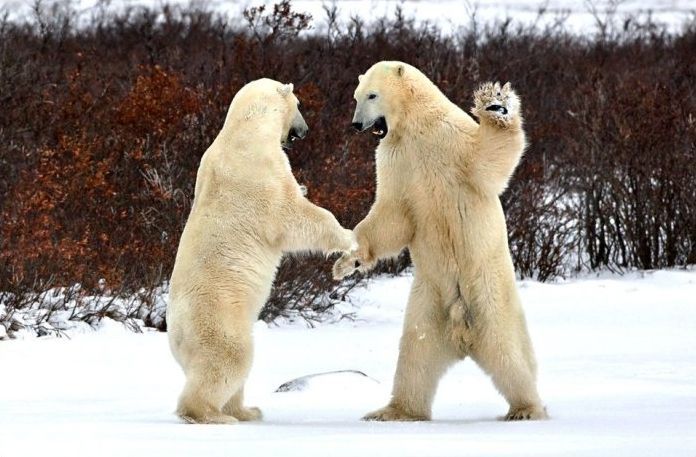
0,0 -> 694,34
0,283 -> 168,339
1,269 -> 696,456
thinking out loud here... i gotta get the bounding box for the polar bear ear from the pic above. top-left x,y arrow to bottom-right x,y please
502,82 -> 511,92
277,83 -> 294,97
358,74 -> 364,83
396,64 -> 405,77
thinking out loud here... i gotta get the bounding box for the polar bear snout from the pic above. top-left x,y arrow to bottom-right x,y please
352,93 -> 389,139
283,111 -> 308,149
291,111 -> 308,139
351,116 -> 388,139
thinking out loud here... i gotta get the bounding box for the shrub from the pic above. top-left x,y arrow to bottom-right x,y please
0,1 -> 694,336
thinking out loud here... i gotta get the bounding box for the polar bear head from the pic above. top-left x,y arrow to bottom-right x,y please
225,78 -> 308,149
351,61 -> 436,140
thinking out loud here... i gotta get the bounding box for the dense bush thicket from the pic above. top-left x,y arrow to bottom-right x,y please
0,1 -> 694,332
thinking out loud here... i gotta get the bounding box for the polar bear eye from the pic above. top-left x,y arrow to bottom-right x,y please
368,93 -> 378,100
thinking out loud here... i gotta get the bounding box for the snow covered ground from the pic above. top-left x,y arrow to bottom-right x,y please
1,269 -> 695,457
1,0 -> 694,34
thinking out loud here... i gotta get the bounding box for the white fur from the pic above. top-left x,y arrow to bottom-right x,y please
334,62 -> 547,421
167,78 -> 353,424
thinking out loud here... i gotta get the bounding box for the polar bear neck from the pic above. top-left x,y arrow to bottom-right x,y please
385,70 -> 478,147
389,92 -> 460,144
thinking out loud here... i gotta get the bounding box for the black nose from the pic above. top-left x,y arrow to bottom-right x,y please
351,122 -> 363,131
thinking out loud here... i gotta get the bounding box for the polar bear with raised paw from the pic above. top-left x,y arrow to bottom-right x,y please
334,62 -> 548,422
167,78 -> 354,424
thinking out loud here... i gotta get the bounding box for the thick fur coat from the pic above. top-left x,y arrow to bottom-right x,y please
167,78 -> 354,424
334,62 -> 547,421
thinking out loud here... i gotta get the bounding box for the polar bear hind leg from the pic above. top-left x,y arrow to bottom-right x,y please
222,386 -> 262,421
362,277 -> 459,421
470,320 -> 548,421
177,372 -> 240,424
176,332 -> 252,424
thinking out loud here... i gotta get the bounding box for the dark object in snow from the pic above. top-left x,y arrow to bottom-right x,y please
275,369 -> 378,392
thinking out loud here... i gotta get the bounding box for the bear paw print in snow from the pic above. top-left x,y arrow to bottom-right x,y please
473,81 -> 520,127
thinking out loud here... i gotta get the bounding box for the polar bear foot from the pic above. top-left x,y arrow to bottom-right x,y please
362,405 -> 429,422
502,404 -> 549,421
230,406 -> 263,422
179,412 -> 238,424
473,81 -> 520,128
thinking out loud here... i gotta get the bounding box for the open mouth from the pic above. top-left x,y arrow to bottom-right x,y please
282,128 -> 302,150
370,116 -> 388,139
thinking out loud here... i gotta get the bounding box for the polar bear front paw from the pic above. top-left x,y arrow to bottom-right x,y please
473,81 -> 520,128
234,406 -> 263,422
362,405 -> 429,422
340,228 -> 358,253
332,251 -> 360,280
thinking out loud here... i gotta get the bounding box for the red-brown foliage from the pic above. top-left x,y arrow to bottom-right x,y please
0,1 -> 694,326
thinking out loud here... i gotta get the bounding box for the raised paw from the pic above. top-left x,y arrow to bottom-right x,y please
362,405 -> 429,422
473,81 -> 520,127
332,251 -> 360,280
503,404 -> 549,421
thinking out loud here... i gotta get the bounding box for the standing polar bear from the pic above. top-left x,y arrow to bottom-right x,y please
334,61 -> 547,421
167,78 -> 354,424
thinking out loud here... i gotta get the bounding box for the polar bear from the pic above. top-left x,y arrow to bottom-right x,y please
334,62 -> 547,421
167,78 -> 354,424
